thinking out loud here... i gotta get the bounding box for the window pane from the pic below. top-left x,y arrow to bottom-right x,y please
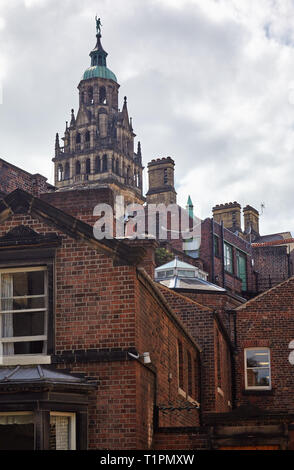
1,311 -> 45,337
0,414 -> 34,450
11,271 -> 45,297
246,350 -> 270,368
50,415 -> 73,450
1,297 -> 45,311
14,341 -> 44,355
237,252 -> 247,290
178,270 -> 195,278
224,244 -> 233,273
247,368 -> 270,387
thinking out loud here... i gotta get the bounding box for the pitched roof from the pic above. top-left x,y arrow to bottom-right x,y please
235,275 -> 294,311
252,238 -> 294,248
0,189 -> 146,266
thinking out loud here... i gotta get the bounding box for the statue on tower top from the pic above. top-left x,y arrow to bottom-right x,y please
95,16 -> 102,35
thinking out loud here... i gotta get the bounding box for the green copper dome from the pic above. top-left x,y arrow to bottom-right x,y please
82,23 -> 117,83
82,65 -> 117,82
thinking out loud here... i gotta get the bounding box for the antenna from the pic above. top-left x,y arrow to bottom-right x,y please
260,202 -> 265,216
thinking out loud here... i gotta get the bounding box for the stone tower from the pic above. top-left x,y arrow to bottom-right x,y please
146,157 -> 177,205
52,21 -> 144,205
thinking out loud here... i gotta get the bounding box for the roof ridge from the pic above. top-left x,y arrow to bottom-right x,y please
157,282 -> 212,312
0,188 -> 146,266
236,276 -> 294,311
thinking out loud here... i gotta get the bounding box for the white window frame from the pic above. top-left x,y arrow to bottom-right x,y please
0,266 -> 51,366
50,412 -> 76,450
244,347 -> 271,390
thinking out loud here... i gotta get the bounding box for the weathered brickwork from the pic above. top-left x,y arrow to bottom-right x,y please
199,218 -> 255,297
253,245 -> 291,292
41,188 -> 114,226
157,286 -> 232,414
153,428 -> 210,450
235,277 -> 294,413
0,159 -> 52,196
0,203 -> 202,449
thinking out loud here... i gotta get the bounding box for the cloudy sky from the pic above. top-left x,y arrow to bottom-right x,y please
0,0 -> 294,236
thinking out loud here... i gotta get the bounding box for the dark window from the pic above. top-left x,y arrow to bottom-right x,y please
187,350 -> 192,397
95,156 -> 101,173
75,161 -> 81,175
85,159 -> 91,174
237,251 -> 247,291
194,358 -> 198,401
75,133 -> 81,144
214,235 -> 220,257
87,87 -> 93,104
64,163 -> 70,180
0,414 -> 34,450
216,330 -> 222,389
178,339 -> 184,390
102,155 -> 108,172
99,87 -> 106,104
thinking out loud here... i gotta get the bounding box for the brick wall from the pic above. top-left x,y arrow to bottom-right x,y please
253,245 -> 290,292
41,188 -> 114,226
153,428 -> 210,450
234,277 -> 294,413
157,285 -> 232,414
200,218 -> 255,296
0,207 -> 203,449
0,159 -> 52,196
135,273 -> 201,431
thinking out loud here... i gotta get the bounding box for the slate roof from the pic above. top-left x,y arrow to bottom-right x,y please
0,365 -> 84,384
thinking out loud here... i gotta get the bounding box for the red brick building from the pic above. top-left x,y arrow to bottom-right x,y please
204,277 -> 294,450
0,19 -> 294,452
0,189 -> 202,449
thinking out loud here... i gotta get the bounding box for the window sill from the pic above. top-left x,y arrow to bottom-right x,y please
187,395 -> 200,407
0,355 -> 51,366
178,387 -> 186,398
217,387 -> 224,397
242,388 -> 274,396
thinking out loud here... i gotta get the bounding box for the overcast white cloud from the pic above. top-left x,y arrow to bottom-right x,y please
0,0 -> 294,235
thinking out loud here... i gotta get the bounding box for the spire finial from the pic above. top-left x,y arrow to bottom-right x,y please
55,133 -> 60,157
70,108 -> 76,127
55,133 -> 60,148
95,16 -> 102,36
